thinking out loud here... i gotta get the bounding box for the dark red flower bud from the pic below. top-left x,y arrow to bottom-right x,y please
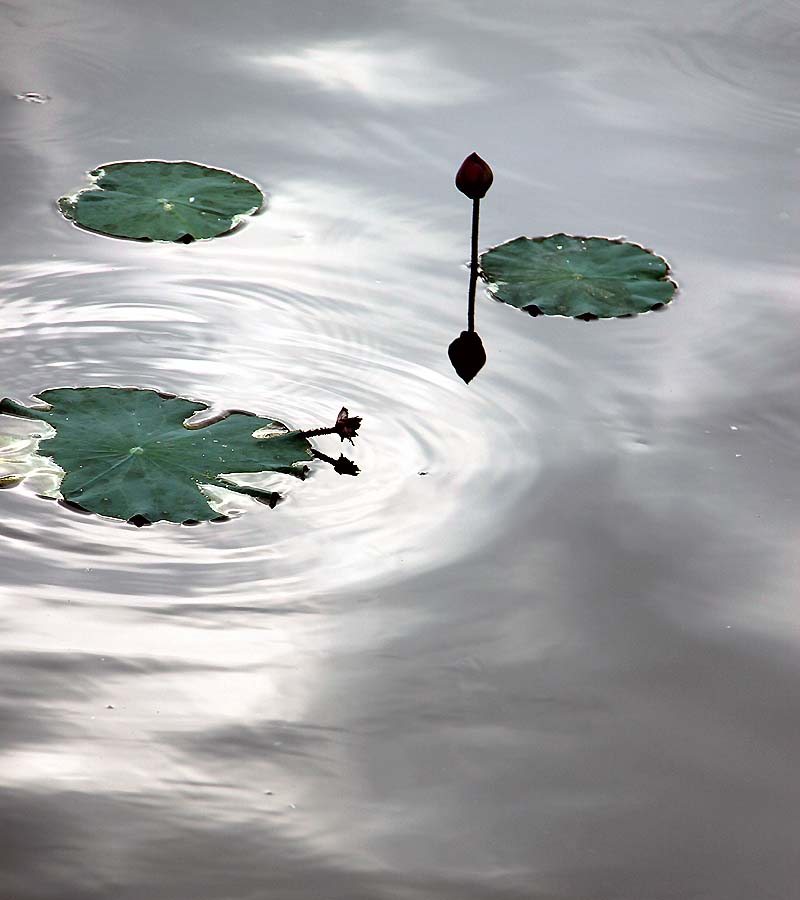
455,153 -> 493,200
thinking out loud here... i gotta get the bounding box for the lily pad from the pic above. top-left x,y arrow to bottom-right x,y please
58,161 -> 264,242
479,234 -> 676,319
0,387 -> 322,525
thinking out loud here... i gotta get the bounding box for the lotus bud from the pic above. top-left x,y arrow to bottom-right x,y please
455,153 -> 494,200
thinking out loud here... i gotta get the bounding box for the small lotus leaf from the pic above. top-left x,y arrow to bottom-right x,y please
0,387 -> 314,524
479,234 -> 676,319
58,161 -> 264,242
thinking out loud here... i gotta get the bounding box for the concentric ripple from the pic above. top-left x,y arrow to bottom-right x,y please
0,257 -> 566,609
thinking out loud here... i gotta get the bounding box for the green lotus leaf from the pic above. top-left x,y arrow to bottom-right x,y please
58,161 -> 264,242
479,234 -> 676,319
0,387 -> 315,525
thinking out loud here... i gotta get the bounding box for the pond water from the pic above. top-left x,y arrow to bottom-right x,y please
2,0 -> 800,897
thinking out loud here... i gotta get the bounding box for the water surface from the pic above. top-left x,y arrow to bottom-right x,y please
2,1 -> 800,897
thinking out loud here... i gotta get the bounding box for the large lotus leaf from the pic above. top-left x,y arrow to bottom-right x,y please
479,234 -> 676,319
58,161 -> 264,241
0,387 -> 314,524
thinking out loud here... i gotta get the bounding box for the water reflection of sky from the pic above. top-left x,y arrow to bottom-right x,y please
255,40 -> 487,106
3,0 -> 800,897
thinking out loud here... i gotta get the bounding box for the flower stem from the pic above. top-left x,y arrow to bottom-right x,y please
299,425 -> 336,439
468,197 -> 480,333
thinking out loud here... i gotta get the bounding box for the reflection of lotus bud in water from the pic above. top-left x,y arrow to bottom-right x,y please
448,330 -> 487,384
455,153 -> 494,200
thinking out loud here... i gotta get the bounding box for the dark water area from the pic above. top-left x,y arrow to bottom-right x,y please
2,0 -> 800,897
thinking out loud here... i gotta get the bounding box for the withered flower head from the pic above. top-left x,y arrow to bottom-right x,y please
334,407 -> 362,443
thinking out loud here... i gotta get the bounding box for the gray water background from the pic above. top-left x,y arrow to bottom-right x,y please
2,1 -> 800,897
